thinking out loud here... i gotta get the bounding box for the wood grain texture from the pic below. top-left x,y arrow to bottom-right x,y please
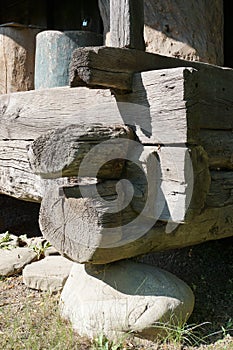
72,66 -> 132,91
0,67 -> 195,144
0,66 -> 232,202
109,0 -> 145,50
0,26 -> 40,94
98,0 -> 223,65
0,139 -> 72,201
124,145 -> 210,223
2,67 -> 232,145
28,124 -> 135,179
69,46 -> 228,91
39,179 -> 233,264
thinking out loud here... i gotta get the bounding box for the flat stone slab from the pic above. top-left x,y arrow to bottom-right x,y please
60,260 -> 195,340
0,247 -> 37,276
23,256 -> 73,292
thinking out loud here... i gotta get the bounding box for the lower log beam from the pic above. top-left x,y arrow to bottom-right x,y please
39,180 -> 233,264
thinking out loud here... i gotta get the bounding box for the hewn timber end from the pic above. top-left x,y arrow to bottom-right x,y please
69,46 -> 229,91
27,124 -> 135,179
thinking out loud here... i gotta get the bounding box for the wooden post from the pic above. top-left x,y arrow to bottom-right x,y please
109,0 -> 145,50
35,30 -> 103,89
0,24 -> 40,94
99,0 -> 223,65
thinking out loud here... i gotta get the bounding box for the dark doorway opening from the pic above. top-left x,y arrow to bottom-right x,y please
0,0 -> 103,33
224,0 -> 233,68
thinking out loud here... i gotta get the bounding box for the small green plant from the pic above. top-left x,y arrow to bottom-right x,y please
207,318 -> 233,340
0,231 -> 13,250
153,315 -> 209,347
31,240 -> 51,259
92,334 -> 124,350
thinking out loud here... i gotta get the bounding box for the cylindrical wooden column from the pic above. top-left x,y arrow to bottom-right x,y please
35,30 -> 103,89
0,25 -> 40,94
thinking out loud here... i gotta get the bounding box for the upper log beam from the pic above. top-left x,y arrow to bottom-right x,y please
0,66 -> 232,144
109,0 -> 145,50
69,46 -> 229,91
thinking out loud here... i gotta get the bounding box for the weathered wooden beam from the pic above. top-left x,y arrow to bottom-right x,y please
0,67 -> 196,144
0,67 -> 232,202
69,46 -> 227,91
28,124 -> 135,179
38,143 -> 233,264
2,67 -> 232,144
39,178 -> 233,264
72,66 -> 133,90
109,0 -> 145,50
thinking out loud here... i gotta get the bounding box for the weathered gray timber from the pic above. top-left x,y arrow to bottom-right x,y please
38,142 -> 231,264
109,0 -> 145,50
28,124 -> 135,179
39,180 -> 233,264
0,63 -> 232,261
29,136 -> 209,220
98,0 -> 223,65
69,46 -> 227,91
0,66 -> 233,202
1,67 -> 232,143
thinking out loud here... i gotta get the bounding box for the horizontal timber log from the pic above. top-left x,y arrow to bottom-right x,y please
28,124 -> 135,179
40,179 -> 233,264
1,67 -> 232,144
0,67 -> 232,202
69,46 -> 230,91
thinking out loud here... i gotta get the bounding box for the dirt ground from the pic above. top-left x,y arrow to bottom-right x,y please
138,236 -> 233,343
0,236 -> 233,349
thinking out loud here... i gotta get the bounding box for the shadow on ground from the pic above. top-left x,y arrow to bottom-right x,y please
136,236 -> 233,344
